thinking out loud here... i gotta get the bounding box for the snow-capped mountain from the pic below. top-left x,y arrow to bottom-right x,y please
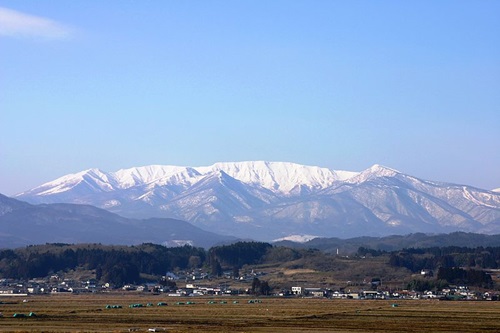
15,161 -> 500,240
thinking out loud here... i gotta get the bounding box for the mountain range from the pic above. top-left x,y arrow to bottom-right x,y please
14,161 -> 500,240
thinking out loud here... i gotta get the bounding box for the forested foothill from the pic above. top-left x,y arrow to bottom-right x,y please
1,240 -> 499,295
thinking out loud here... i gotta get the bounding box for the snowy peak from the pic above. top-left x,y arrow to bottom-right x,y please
181,169 -> 272,203
368,164 -> 399,175
143,167 -> 202,189
80,168 -> 118,191
18,168 -> 115,197
198,161 -> 348,194
345,164 -> 400,184
114,165 -> 195,188
190,170 -> 236,189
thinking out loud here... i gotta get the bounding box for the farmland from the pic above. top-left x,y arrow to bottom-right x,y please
1,294 -> 499,332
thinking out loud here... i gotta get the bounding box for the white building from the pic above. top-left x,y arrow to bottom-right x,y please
291,286 -> 302,295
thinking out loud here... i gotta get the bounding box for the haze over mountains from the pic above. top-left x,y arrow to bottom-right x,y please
0,194 -> 236,248
14,161 -> 500,241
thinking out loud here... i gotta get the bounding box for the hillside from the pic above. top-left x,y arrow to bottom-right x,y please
275,232 -> 500,254
1,241 -> 499,292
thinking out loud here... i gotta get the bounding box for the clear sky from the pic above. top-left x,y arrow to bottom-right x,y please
1,1 -> 499,195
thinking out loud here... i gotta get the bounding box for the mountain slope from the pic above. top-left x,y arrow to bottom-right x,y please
0,195 -> 236,248
15,162 -> 500,240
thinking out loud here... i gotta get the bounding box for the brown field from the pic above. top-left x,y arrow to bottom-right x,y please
0,294 -> 499,332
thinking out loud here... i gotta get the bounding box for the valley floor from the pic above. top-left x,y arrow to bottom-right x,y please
0,293 -> 499,332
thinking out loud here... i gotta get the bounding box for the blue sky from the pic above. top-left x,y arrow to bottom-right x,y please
1,1 -> 499,195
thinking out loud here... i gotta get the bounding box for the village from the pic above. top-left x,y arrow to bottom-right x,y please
1,268 -> 499,302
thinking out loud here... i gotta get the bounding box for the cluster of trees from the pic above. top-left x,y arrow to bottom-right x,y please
405,267 -> 494,292
357,247 -> 386,257
208,242 -> 273,277
437,267 -> 493,288
206,242 -> 306,277
0,243 -> 206,285
387,246 -> 499,289
251,277 -> 271,295
388,246 -> 500,273
405,278 -> 447,292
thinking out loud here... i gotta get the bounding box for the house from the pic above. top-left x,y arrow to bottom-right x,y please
422,291 -> 437,299
0,287 -> 15,294
362,290 -> 381,299
304,288 -> 325,298
27,286 -> 41,294
291,286 -> 302,295
421,269 -> 433,277
331,291 -> 348,299
347,293 -> 360,299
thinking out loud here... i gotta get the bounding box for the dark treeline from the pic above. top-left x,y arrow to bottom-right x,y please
437,267 -> 493,288
386,246 -> 500,272
205,242 -> 271,277
386,246 -> 500,289
0,243 -> 206,286
405,266 -> 494,292
209,242 -> 272,269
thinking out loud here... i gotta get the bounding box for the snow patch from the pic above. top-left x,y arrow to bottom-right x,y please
162,240 -> 194,247
273,234 -> 319,243
462,187 -> 499,209
344,164 -> 399,184
234,216 -> 254,223
101,200 -> 121,208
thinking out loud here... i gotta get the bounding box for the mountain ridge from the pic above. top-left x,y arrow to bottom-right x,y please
17,161 -> 356,198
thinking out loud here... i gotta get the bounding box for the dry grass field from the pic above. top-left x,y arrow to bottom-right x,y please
1,294 -> 499,332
